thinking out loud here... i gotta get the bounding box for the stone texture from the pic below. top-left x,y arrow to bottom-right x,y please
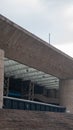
0,109 -> 73,130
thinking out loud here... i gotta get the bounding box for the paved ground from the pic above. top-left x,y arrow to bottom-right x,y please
0,109 -> 73,130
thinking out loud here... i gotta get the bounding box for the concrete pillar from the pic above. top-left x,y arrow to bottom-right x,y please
0,49 -> 4,108
59,79 -> 73,113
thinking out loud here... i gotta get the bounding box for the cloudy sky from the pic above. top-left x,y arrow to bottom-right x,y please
0,0 -> 73,57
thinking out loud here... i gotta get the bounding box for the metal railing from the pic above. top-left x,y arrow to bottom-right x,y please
3,96 -> 66,112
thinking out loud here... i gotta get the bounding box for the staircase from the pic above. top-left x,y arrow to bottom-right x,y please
34,94 -> 59,104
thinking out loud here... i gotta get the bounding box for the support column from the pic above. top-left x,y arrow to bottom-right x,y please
0,49 -> 4,108
59,79 -> 73,113
29,81 -> 34,100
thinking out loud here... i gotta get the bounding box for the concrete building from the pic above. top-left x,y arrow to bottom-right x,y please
0,14 -> 73,113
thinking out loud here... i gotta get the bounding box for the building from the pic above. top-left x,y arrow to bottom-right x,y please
0,14 -> 73,113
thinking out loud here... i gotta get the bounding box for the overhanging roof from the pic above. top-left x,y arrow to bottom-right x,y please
0,14 -> 73,79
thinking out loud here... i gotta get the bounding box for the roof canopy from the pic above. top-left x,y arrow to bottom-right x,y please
0,14 -> 73,79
